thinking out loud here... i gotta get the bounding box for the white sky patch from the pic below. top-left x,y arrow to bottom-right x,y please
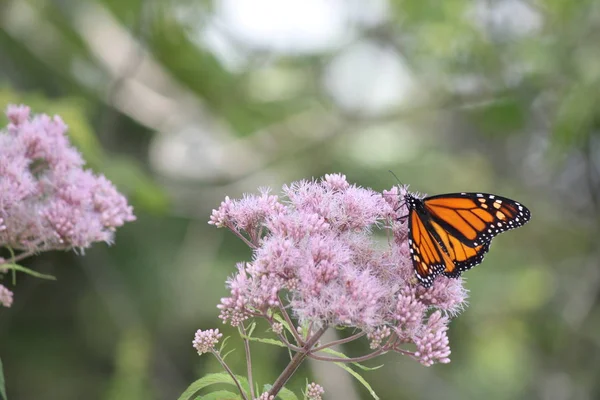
215,0 -> 351,53
186,0 -> 390,69
324,41 -> 416,115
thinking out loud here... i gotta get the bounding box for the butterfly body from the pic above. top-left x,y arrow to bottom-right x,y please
404,192 -> 531,287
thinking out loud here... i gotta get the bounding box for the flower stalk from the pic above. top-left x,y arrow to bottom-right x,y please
212,350 -> 249,400
239,324 -> 255,400
268,325 -> 328,397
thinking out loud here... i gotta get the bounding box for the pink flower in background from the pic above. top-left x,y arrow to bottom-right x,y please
210,173 -> 468,366
0,284 -> 13,308
0,104 -> 136,252
0,104 -> 136,308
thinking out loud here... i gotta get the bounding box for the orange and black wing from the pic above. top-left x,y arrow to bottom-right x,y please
407,208 -> 446,287
422,193 -> 531,248
429,220 -> 491,278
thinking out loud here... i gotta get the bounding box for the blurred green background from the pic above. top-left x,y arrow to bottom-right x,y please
1,0 -> 599,399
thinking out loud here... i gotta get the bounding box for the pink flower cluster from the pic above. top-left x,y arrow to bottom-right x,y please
209,174 -> 468,366
306,382 -> 325,400
192,328 -> 223,355
0,105 -> 135,252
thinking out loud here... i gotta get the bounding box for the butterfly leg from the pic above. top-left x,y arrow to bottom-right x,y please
396,213 -> 409,223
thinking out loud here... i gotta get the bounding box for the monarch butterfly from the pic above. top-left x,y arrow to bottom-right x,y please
403,191 -> 531,287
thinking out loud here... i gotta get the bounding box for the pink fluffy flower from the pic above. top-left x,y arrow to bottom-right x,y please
197,174 -> 475,400
211,174 -> 467,366
0,104 -> 135,252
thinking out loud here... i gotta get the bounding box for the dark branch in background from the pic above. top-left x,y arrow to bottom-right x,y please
100,0 -> 151,144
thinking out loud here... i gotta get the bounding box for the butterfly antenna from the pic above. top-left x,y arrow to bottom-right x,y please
388,170 -> 409,214
388,170 -> 403,186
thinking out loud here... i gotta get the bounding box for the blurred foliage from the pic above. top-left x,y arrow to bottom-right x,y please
1,0 -> 600,399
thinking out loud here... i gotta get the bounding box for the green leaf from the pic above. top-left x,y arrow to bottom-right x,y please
275,386 -> 299,400
177,373 -> 248,400
304,378 -> 309,400
219,337 -> 231,354
333,363 -> 379,400
318,348 -> 384,371
238,334 -> 287,348
2,263 -> 56,281
0,357 -> 6,400
350,362 -> 383,372
196,390 -> 240,400
246,322 -> 257,337
221,349 -> 235,362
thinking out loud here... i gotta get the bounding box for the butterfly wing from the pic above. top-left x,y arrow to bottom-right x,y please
408,208 -> 445,287
423,193 -> 531,248
429,220 -> 491,278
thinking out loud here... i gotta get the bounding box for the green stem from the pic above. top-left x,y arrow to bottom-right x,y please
308,348 -> 388,363
212,350 -> 248,400
239,324 -> 255,400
